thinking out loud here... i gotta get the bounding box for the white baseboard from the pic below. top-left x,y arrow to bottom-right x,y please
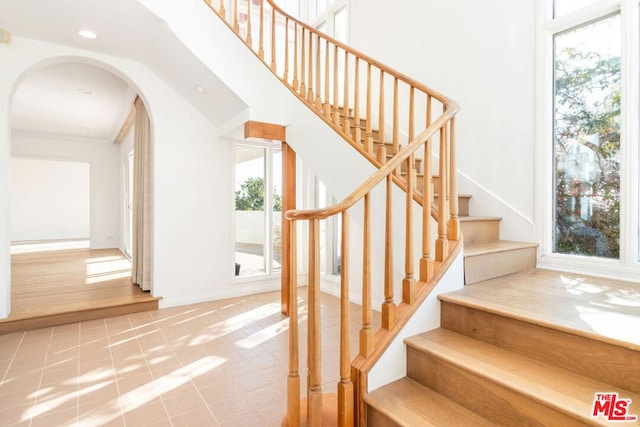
158,280 -> 281,309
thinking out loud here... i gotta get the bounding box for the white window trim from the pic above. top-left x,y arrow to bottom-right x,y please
535,0 -> 640,280
307,0 -> 349,39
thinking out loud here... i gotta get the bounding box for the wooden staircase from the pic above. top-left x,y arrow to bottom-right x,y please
364,270 -> 640,426
351,114 -> 539,286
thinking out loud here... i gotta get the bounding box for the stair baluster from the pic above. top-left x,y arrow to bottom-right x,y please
315,34 -> 322,109
300,29 -> 306,96
360,193 -> 374,358
353,58 -> 361,145
332,45 -> 340,125
270,5 -> 276,71
308,218 -> 323,425
392,77 -> 400,175
245,0 -> 252,47
323,40 -> 331,116
382,174 -> 397,330
448,116 -> 460,240
232,0 -> 239,32
342,51 -> 350,135
364,64 -> 373,153
378,70 -> 385,155
337,211 -> 354,426
286,221 -> 300,427
307,32 -> 314,103
436,125 -> 449,261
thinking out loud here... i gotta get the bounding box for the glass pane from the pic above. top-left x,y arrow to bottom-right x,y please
334,6 -> 347,43
235,146 -> 266,276
272,148 -> 283,273
553,15 -> 621,258
554,0 -> 598,18
274,0 -> 299,18
333,197 -> 342,275
316,0 -> 328,16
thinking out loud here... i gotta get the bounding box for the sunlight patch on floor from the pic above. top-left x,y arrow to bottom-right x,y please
10,239 -> 90,254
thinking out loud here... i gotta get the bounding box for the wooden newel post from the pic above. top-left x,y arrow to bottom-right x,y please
281,142 -> 296,314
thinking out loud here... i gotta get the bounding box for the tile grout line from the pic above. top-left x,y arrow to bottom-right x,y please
107,317 -> 129,427
151,310 -> 223,426
30,328 -> 54,427
0,331 -> 25,385
132,312 -> 176,427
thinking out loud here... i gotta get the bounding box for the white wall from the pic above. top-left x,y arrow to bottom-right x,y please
11,157 -> 90,242
368,249 -> 464,390
12,134 -> 119,247
350,0 -> 537,241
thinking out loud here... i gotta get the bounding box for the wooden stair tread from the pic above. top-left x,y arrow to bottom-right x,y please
364,377 -> 494,426
464,240 -> 538,257
438,269 -> 640,349
433,193 -> 473,198
406,328 -> 640,425
459,215 -> 502,222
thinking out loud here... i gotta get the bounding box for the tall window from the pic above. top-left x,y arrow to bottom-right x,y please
553,15 -> 621,258
307,0 -> 348,42
234,144 -> 282,277
541,0 -> 640,276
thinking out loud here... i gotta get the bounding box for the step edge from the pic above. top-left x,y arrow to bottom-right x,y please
364,377 -> 494,426
459,216 -> 502,222
406,329 -> 640,424
464,240 -> 539,257
436,294 -> 640,351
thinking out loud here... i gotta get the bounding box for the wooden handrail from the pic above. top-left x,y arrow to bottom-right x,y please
203,1 -> 460,425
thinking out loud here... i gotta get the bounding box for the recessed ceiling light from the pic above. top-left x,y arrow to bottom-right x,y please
196,85 -> 206,94
77,29 -> 98,40
77,88 -> 93,95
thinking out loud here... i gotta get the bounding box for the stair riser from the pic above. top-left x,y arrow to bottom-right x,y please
367,407 -> 400,427
464,247 -> 536,284
460,220 -> 500,244
441,301 -> 640,394
433,194 -> 470,217
406,347 -> 587,427
399,158 -> 420,173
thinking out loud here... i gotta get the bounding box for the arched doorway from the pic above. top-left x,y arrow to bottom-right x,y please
1,58 -> 156,331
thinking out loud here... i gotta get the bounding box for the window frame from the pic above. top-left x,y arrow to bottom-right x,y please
536,0 -> 640,278
306,0 -> 349,40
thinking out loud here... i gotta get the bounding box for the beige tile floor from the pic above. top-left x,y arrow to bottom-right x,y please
0,289 -> 375,426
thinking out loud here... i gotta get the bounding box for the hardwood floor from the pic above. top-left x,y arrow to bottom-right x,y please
0,248 -> 160,334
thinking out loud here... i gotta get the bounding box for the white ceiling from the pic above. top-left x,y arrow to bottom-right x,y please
0,0 -> 247,142
11,63 -> 135,143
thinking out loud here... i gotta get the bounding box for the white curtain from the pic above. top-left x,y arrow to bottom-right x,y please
132,98 -> 153,291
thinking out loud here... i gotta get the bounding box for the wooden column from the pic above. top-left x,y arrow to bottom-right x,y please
243,120 -> 292,315
281,142 -> 296,315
